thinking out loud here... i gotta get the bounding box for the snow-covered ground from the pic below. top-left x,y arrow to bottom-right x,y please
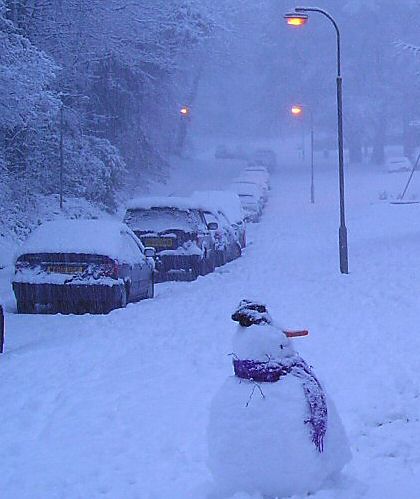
1,147 -> 420,498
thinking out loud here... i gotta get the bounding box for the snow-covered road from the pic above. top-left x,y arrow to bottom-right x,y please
1,153 -> 420,498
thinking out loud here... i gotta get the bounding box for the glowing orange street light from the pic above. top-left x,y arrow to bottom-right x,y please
180,106 -> 190,117
284,12 -> 308,26
291,105 -> 303,116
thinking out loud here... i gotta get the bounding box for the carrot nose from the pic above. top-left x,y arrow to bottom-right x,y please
285,330 -> 309,338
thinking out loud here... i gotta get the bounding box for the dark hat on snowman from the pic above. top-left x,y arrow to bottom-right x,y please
231,299 -> 272,327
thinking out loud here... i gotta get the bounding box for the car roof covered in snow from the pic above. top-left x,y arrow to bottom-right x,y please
192,190 -> 244,223
126,195 -> 237,218
17,219 -> 144,263
126,196 -> 200,212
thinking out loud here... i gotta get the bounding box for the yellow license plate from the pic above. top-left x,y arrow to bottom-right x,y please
47,265 -> 84,274
145,238 -> 173,249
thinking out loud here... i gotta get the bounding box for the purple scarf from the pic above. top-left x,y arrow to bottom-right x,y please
233,357 -> 328,453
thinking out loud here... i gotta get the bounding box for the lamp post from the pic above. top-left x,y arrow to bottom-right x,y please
285,7 -> 349,274
291,105 -> 315,204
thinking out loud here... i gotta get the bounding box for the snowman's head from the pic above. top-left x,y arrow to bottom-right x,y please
231,300 -> 296,361
231,299 -> 272,327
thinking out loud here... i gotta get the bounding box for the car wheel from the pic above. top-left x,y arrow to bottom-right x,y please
17,301 -> 35,314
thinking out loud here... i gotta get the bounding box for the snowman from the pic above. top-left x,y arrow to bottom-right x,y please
207,300 -> 351,498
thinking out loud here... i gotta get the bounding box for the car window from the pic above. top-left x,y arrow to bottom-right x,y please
124,207 -> 203,233
122,233 -> 144,261
191,209 -> 208,230
127,232 -> 146,253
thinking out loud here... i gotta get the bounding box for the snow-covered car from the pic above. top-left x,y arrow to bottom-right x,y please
123,197 -> 216,281
244,164 -> 270,188
193,190 -> 247,248
232,178 -> 268,204
12,220 -> 155,314
239,172 -> 270,197
231,184 -> 263,223
202,209 -> 242,267
252,149 -> 277,172
386,156 -> 412,173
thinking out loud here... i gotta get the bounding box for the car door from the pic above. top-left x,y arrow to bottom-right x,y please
203,211 -> 225,251
217,211 -> 236,250
121,232 -> 144,300
126,232 -> 152,297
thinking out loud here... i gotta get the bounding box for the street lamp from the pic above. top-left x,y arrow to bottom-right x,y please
291,105 -> 303,116
284,7 -> 349,274
291,105 -> 306,161
284,12 -> 309,26
291,104 -> 315,204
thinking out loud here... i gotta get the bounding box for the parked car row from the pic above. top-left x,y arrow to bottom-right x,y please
123,194 -> 243,282
11,149 -> 276,315
231,162 -> 271,223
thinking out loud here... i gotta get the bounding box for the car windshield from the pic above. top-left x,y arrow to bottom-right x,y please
124,207 -> 202,233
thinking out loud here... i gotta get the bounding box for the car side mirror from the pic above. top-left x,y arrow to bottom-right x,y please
144,247 -> 156,258
207,222 -> 218,231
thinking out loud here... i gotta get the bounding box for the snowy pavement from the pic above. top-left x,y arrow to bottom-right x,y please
1,154 -> 420,498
